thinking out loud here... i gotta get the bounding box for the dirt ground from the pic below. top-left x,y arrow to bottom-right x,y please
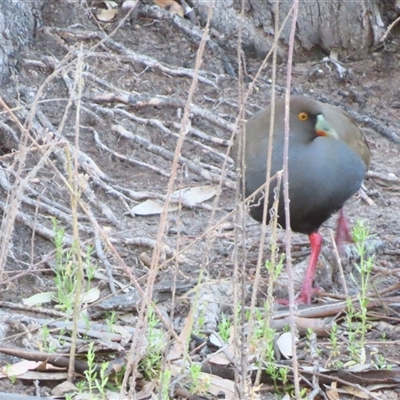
0,0 -> 400,398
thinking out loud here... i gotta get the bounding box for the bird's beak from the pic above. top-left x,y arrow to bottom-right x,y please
315,114 -> 339,139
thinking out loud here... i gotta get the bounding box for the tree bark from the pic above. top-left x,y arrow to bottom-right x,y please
0,0 -> 43,83
192,0 -> 396,61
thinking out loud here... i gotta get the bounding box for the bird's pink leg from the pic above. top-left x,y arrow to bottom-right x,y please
335,208 -> 353,254
296,231 -> 323,304
277,231 -> 323,305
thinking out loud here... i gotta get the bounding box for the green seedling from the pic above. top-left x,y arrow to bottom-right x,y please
5,365 -> 16,384
41,325 -> 57,353
218,314 -> 231,343
189,363 -> 210,395
105,311 -> 117,333
352,221 -> 374,347
345,221 -> 375,363
159,368 -> 171,399
327,322 -> 344,369
51,218 -> 98,313
138,306 -> 164,381
192,305 -> 206,337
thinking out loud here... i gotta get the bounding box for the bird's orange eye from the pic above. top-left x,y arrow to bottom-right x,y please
298,112 -> 309,121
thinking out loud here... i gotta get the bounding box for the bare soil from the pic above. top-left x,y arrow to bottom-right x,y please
1,0 -> 400,398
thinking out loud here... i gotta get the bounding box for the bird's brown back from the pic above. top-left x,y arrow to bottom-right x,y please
319,102 -> 371,169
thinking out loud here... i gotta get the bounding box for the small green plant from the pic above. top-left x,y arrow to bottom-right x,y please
51,218 -> 97,313
84,342 -> 97,398
188,363 -> 210,395
138,306 -> 164,381
5,365 -> 16,384
264,361 -> 290,391
305,328 -> 315,355
41,325 -> 57,353
249,301 -> 291,391
159,367 -> 171,399
347,221 -> 375,361
263,253 -> 285,331
306,327 -> 321,357
327,321 -> 343,368
264,253 -> 285,311
192,305 -> 206,337
252,312 -> 265,342
57,327 -> 66,346
105,311 -> 117,333
217,314 -> 231,343
94,360 -> 110,396
249,305 -> 269,345
262,327 -> 290,389
82,313 -> 91,333
353,221 -> 374,343
52,218 -> 77,312
330,358 -> 344,370
81,342 -> 110,399
76,380 -> 86,392
328,322 -> 340,357
247,305 -> 267,355
374,354 -> 392,370
265,253 -> 285,282
291,387 -> 309,399
345,297 -> 360,360
105,363 -> 125,392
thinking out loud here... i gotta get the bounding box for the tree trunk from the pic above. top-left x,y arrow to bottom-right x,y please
192,0 -> 396,61
0,0 -> 43,83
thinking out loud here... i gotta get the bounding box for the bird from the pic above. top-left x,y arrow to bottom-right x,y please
234,95 -> 370,304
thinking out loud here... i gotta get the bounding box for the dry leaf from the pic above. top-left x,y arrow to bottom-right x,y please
122,0 -> 139,11
171,185 -> 217,206
112,325 -> 133,346
208,373 -> 235,399
167,307 -> 194,361
136,380 -> 156,399
276,331 -> 297,359
97,0 -> 118,7
52,380 -> 78,396
326,381 -> 340,400
153,0 -> 184,17
0,361 -> 41,379
117,313 -> 137,324
23,291 -> 54,306
8,370 -> 68,381
95,1 -> 119,22
81,287 -> 100,303
209,333 -> 224,347
208,351 -> 231,366
96,8 -> 118,21
339,385 -> 370,399
129,199 -> 178,216
94,270 -> 127,291
348,363 -> 372,372
129,185 -> 217,216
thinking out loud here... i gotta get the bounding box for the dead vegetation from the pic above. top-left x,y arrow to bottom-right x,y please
0,1 -> 400,399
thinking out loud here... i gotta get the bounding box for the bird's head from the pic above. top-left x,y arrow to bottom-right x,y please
288,96 -> 339,141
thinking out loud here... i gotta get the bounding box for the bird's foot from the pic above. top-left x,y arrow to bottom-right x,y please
335,209 -> 354,255
276,286 -> 321,306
